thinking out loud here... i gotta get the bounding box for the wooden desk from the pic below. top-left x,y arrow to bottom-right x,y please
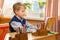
27,19 -> 44,26
5,32 -> 58,40
0,17 -> 11,24
32,33 -> 58,40
0,17 -> 44,25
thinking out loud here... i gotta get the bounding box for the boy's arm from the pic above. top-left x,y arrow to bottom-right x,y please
10,21 -> 23,32
26,21 -> 38,29
26,21 -> 38,32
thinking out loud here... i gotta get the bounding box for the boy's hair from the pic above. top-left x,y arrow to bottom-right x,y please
13,2 -> 26,13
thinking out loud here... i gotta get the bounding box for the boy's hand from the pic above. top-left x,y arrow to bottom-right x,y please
17,27 -> 22,34
23,24 -> 26,33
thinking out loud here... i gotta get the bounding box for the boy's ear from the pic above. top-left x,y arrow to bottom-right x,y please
15,10 -> 18,14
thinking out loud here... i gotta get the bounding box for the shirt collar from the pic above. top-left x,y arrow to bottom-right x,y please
16,16 -> 23,21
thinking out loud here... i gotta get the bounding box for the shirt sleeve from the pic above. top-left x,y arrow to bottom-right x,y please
10,21 -> 23,32
26,21 -> 38,32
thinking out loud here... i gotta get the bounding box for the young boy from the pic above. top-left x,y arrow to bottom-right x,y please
9,2 -> 38,33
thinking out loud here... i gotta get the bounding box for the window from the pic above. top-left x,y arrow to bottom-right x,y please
2,0 -> 46,20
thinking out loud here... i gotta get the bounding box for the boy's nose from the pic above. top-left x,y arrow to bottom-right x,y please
24,13 -> 26,16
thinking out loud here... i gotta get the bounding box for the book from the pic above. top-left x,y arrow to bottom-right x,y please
45,18 -> 55,30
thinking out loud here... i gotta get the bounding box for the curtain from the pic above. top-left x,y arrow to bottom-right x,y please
0,0 -> 4,17
0,0 -> 4,9
45,0 -> 58,32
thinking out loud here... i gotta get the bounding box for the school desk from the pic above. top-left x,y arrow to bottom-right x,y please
4,32 -> 58,40
0,17 -> 44,25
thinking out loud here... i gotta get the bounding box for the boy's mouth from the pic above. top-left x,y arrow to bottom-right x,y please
23,16 -> 26,19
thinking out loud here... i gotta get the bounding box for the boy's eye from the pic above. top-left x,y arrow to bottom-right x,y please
22,11 -> 24,12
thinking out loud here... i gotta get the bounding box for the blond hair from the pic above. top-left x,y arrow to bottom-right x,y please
13,2 -> 26,13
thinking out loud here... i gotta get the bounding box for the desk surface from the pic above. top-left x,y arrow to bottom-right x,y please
4,32 -> 58,40
32,32 -> 58,40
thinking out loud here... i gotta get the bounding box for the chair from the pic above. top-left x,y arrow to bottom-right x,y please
0,23 -> 9,40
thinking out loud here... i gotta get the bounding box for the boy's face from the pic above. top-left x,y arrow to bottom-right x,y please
15,6 -> 26,19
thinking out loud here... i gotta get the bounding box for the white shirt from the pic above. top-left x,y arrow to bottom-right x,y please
10,16 -> 38,33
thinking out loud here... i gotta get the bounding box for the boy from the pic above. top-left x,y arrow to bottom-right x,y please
9,2 -> 38,33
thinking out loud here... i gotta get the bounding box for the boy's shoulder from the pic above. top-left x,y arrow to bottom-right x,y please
10,15 -> 26,22
11,15 -> 17,20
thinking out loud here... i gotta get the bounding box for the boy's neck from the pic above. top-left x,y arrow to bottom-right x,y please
16,15 -> 23,21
